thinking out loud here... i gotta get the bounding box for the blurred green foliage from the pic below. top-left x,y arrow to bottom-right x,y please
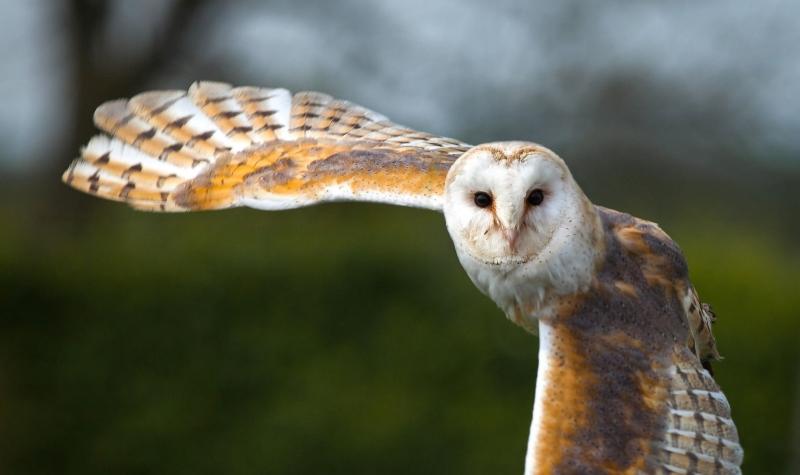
0,187 -> 798,474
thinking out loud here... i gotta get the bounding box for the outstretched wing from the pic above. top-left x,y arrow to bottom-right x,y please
62,81 -> 470,212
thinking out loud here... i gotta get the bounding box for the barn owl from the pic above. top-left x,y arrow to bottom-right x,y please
63,82 -> 743,474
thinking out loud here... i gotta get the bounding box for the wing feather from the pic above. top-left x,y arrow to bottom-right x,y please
93,100 -> 211,168
600,209 -> 742,473
231,85 -> 293,141
682,287 -> 722,372
128,90 -> 238,156
188,81 -> 258,148
63,81 -> 469,212
649,351 -> 743,474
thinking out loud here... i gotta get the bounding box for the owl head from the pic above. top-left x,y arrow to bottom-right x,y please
442,142 -> 602,325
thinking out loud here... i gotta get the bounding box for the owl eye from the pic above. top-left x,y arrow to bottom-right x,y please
473,192 -> 493,208
527,189 -> 544,206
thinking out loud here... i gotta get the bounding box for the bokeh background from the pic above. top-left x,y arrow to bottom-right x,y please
1,1 -> 798,473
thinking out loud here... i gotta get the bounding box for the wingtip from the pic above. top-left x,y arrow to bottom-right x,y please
61,161 -> 75,185
93,99 -> 130,126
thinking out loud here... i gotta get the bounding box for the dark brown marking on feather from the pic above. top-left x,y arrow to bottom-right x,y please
257,124 -> 283,131
135,127 -> 157,144
167,115 -> 192,130
203,95 -> 229,104
88,171 -> 100,193
121,163 -> 142,179
148,95 -> 184,116
231,126 -> 252,134
119,182 -> 135,199
94,152 -> 111,165
191,130 -> 215,142
216,111 -> 240,119
161,142 -> 183,156
694,412 -> 706,432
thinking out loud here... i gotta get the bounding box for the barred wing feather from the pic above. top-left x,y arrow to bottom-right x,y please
63,81 -> 470,212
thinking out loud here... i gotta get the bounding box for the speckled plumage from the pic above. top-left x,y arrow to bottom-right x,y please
63,82 -> 741,474
522,208 -> 741,474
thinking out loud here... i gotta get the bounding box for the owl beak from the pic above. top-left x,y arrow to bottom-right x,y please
502,228 -> 521,252
496,204 -> 522,251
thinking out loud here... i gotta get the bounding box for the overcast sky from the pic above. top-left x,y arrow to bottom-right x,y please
0,0 -> 797,171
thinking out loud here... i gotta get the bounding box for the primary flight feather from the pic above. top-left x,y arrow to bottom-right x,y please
63,81 -> 742,474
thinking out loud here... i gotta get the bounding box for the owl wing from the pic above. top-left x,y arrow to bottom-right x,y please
599,208 -> 742,473
651,288 -> 738,473
62,81 -> 471,212
650,347 -> 743,475
612,210 -> 723,369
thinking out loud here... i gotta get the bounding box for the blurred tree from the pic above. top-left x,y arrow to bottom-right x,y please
53,0 -> 211,207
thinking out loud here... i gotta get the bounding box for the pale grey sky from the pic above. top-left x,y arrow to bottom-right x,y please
0,0 -> 797,170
